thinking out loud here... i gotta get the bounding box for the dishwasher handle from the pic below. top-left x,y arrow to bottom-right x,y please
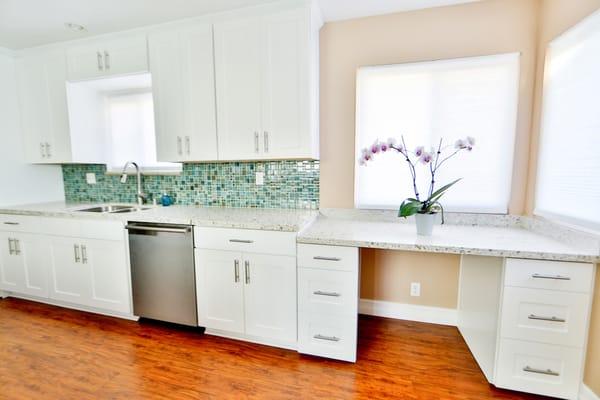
126,224 -> 191,234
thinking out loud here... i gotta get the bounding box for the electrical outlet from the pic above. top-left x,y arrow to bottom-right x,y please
86,173 -> 96,185
255,171 -> 264,185
410,282 -> 421,297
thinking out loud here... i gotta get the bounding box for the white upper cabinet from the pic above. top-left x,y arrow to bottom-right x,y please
215,5 -> 321,161
16,48 -> 72,164
149,24 -> 218,162
214,17 -> 263,160
66,35 -> 149,81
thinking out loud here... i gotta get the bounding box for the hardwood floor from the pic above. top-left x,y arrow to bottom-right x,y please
0,298 -> 551,400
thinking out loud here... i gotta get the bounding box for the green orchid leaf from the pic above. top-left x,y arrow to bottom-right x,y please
398,199 -> 423,218
428,178 -> 461,204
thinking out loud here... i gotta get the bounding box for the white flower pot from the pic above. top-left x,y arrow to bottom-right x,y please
415,213 -> 437,236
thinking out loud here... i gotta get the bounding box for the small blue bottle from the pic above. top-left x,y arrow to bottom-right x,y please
161,192 -> 173,207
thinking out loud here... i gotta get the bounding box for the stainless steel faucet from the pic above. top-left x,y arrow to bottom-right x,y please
120,161 -> 146,205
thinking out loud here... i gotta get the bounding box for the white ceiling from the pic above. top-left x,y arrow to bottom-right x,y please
0,0 -> 481,50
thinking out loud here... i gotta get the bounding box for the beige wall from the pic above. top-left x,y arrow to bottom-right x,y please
319,0 -> 539,213
361,249 -> 460,308
319,0 -> 600,393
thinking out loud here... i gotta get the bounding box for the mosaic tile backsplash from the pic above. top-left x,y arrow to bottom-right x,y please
62,161 -> 320,209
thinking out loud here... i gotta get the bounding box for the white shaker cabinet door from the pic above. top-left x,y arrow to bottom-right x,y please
243,253 -> 297,343
83,239 -> 131,314
17,48 -> 71,164
261,9 -> 312,159
195,249 -> 245,333
48,237 -> 90,305
214,17 -> 263,161
0,233 -> 24,292
149,24 -> 218,162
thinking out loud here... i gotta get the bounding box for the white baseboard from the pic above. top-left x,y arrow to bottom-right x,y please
581,384 -> 600,400
359,299 -> 457,326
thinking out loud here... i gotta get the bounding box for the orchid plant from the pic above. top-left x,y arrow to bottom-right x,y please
358,136 -> 475,221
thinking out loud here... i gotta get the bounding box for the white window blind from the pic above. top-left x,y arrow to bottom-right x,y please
535,10 -> 600,231
355,53 -> 520,213
105,91 -> 181,173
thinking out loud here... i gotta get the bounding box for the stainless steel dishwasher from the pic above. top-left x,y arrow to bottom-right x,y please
126,222 -> 198,327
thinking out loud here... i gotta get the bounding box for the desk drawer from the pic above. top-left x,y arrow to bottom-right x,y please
500,287 -> 589,347
298,311 -> 357,362
297,244 -> 358,272
298,268 -> 358,315
194,227 -> 296,256
505,258 -> 594,293
495,338 -> 583,399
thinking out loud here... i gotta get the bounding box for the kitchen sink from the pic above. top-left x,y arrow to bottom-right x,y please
76,205 -> 151,214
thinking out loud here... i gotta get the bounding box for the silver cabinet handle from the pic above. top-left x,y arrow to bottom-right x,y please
254,132 -> 259,153
314,334 -> 340,342
229,239 -> 254,244
528,314 -> 566,323
313,290 -> 341,297
8,238 -> 14,255
177,136 -> 182,155
81,245 -> 88,264
244,260 -> 250,284
97,52 -> 104,70
234,259 -> 240,283
264,131 -> 269,153
313,256 -> 342,262
532,273 -> 570,281
3,222 -> 20,226
14,239 -> 20,256
104,51 -> 110,70
45,143 -> 51,158
185,136 -> 191,155
523,366 -> 560,376
74,244 -> 80,263
40,143 -> 46,158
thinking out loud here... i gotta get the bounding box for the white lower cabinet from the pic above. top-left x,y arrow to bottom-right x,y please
195,249 -> 245,333
0,216 -> 132,316
195,228 -> 297,346
297,244 -> 360,362
0,232 -> 50,297
460,256 -> 595,400
243,253 -> 296,342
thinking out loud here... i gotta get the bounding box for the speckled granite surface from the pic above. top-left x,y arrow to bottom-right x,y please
1,204 -> 598,261
0,202 -> 318,232
298,211 -> 600,263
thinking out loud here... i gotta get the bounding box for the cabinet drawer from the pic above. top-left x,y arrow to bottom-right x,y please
298,312 -> 357,362
298,268 -> 358,315
194,227 -> 296,256
297,244 -> 359,272
500,287 -> 589,347
495,339 -> 583,399
505,258 -> 594,293
0,215 -> 39,233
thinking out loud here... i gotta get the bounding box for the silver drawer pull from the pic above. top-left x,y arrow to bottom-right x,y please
313,256 -> 341,262
313,290 -> 341,297
3,222 -> 19,225
314,334 -> 340,342
229,239 -> 254,244
528,314 -> 566,323
531,273 -> 571,281
234,260 -> 240,283
523,366 -> 560,376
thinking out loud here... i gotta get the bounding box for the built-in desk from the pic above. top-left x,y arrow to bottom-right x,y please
296,211 -> 600,400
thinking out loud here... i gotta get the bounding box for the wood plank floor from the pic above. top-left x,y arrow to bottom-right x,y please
0,298 -> 551,400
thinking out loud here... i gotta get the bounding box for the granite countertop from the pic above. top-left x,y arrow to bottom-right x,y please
0,202 -> 318,232
297,210 -> 600,263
